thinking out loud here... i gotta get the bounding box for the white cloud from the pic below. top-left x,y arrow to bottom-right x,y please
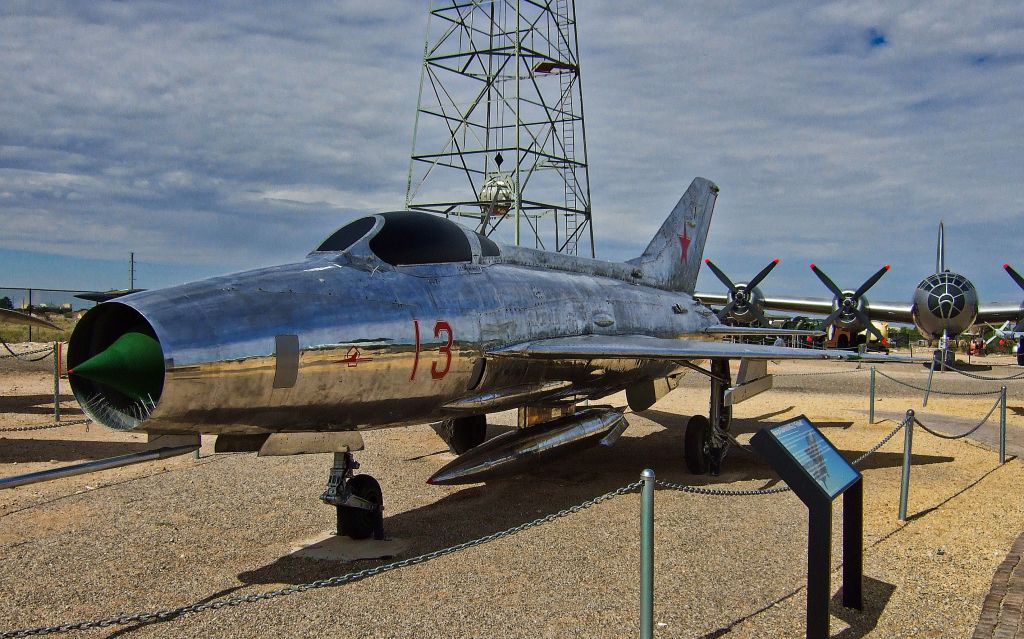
0,1 -> 1022,303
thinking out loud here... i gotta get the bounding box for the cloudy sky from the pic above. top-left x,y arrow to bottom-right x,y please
2,1 -> 1022,307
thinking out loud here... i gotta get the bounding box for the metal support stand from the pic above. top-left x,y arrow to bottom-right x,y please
842,480 -> 864,610
868,366 -> 876,424
1000,387 -> 1007,464
806,503 -> 832,638
639,469 -> 655,639
898,410 -> 914,522
52,342 -> 60,423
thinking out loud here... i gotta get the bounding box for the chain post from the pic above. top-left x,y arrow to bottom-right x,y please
52,342 -> 60,423
640,469 -> 655,639
923,358 -> 936,406
898,410 -> 914,522
868,366 -> 876,424
999,386 -> 1007,464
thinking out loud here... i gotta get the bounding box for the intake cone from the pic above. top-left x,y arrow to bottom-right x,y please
69,332 -> 164,401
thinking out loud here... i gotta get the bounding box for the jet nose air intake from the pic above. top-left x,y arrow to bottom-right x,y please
70,331 -> 164,402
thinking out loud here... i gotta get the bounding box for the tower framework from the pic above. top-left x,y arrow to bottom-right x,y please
406,0 -> 594,256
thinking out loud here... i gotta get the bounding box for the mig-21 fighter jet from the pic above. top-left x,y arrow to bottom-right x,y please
62,178 -> 918,538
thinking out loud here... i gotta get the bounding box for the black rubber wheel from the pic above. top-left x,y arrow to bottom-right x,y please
443,415 -> 487,454
337,474 -> 383,540
684,415 -> 711,475
837,335 -> 849,349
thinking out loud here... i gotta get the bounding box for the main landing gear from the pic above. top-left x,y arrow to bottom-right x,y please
320,451 -> 384,540
684,358 -> 733,476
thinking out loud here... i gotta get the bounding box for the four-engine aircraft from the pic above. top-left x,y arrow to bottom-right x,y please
64,178 -> 919,538
698,223 -> 1024,366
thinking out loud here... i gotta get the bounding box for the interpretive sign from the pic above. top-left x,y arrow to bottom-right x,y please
762,416 -> 859,501
751,415 -> 863,639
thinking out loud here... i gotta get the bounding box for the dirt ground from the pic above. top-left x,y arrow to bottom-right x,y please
1,345 -> 1023,638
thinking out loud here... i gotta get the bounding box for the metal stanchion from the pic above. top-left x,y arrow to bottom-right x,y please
868,366 -> 876,424
898,410 -> 914,522
1000,386 -> 1007,464
923,358 -> 936,407
52,342 -> 60,423
640,469 -> 655,639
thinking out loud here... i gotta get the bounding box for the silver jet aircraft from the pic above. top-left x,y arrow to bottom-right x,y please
699,223 -> 1024,366
66,178 -> 915,538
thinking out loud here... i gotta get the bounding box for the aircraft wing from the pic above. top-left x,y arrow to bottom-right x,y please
0,308 -> 60,330
977,303 -> 1024,324
694,292 -> 916,324
490,334 -> 922,363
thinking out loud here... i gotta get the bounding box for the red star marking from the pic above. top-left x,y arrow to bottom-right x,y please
678,228 -> 691,263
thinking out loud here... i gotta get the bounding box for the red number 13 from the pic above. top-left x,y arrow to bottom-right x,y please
411,320 -> 454,380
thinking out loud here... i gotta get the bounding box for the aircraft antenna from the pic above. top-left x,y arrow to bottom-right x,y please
406,0 -> 595,257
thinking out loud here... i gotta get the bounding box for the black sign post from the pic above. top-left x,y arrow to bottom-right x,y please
750,415 -> 863,638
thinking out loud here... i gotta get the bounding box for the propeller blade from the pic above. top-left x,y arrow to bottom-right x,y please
1005,264 -> 1024,291
704,259 -> 738,292
747,259 -> 780,290
855,308 -> 884,342
821,307 -> 844,329
749,305 -> 770,328
853,265 -> 890,300
809,264 -> 844,298
716,300 -> 737,321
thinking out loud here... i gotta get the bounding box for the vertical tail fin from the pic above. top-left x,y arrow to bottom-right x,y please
627,177 -> 719,293
936,221 -> 945,273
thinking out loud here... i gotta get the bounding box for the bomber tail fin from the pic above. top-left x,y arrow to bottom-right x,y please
936,221 -> 946,273
627,177 -> 719,293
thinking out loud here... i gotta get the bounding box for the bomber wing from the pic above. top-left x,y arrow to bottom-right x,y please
977,302 -> 1024,324
0,307 -> 60,330
490,334 -> 921,363
694,292 -> 915,324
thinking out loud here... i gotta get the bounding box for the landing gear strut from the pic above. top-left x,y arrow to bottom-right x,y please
684,358 -> 733,475
320,452 -> 384,540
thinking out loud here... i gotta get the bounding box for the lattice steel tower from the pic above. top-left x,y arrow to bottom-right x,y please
406,0 -> 594,256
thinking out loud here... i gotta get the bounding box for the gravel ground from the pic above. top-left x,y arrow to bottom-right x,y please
1,347 -> 1023,638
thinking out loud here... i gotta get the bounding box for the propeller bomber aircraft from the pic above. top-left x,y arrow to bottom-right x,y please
699,224 -> 1024,365
65,178 -> 919,539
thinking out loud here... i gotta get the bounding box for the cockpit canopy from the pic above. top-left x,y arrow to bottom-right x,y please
314,211 -> 499,266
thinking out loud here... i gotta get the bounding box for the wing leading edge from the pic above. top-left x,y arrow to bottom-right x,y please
490,334 -> 925,363
0,308 -> 60,330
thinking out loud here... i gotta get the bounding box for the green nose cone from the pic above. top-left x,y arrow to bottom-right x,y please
70,332 -> 164,401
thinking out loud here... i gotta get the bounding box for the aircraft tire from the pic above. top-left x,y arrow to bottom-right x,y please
443,415 -> 487,455
684,415 -> 711,474
337,474 -> 383,540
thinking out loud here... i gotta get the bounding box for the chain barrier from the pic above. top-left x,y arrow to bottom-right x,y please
0,481 -> 643,638
0,338 -> 53,362
0,419 -> 90,434
875,370 -> 1005,396
850,417 -> 909,466
912,397 -> 1002,441
944,364 -> 1024,382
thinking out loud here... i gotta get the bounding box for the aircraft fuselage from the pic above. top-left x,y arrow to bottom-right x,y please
69,248 -> 712,435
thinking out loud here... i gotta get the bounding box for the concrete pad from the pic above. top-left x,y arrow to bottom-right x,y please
288,532 -> 409,562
